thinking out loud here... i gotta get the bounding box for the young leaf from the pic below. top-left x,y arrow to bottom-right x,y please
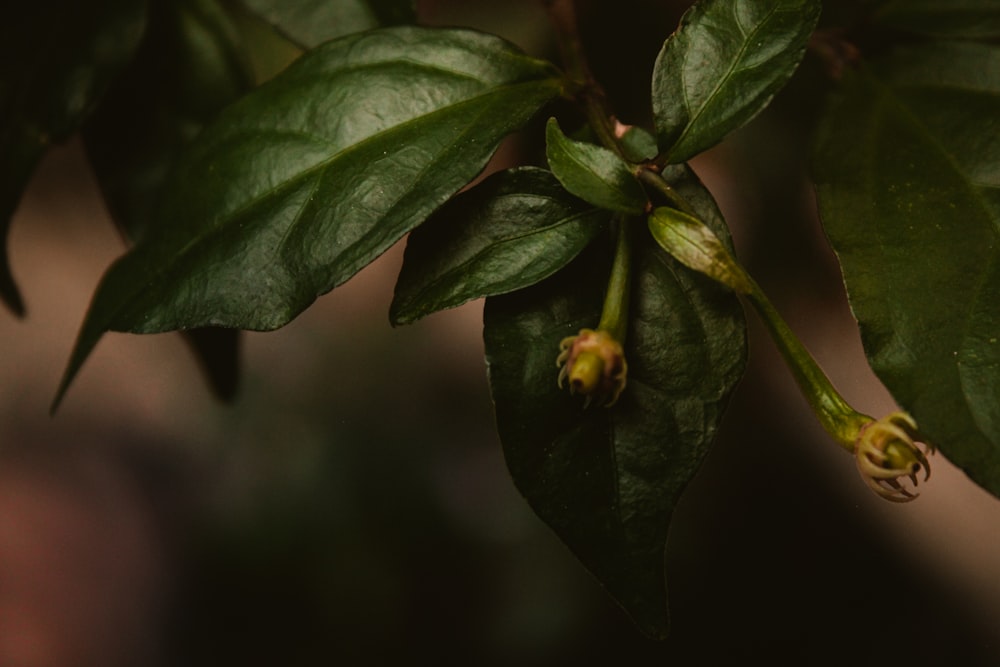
619,125 -> 659,163
0,0 -> 147,315
239,0 -> 416,49
390,167 -> 608,325
814,41 -> 1000,498
484,164 -> 746,638
545,117 -> 648,215
870,0 -> 1000,40
651,0 -> 821,164
83,0 -> 255,400
55,26 -> 563,407
647,206 -> 752,294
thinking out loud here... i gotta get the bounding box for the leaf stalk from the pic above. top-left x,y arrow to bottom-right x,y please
639,169 -> 869,449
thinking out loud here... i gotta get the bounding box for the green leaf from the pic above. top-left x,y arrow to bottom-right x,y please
484,164 -> 746,638
651,0 -> 821,163
870,0 -> 1000,40
240,0 -> 416,49
55,26 -> 563,407
0,0 -> 147,315
647,206 -> 752,294
82,0 -> 254,399
619,125 -> 659,163
545,117 -> 648,214
390,167 -> 608,325
813,41 -> 1000,497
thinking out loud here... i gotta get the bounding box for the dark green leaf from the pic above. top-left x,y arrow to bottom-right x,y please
814,41 -> 1000,497
545,117 -> 648,214
55,26 -> 563,407
0,0 -> 147,315
390,167 -> 608,325
239,0 -> 415,49
484,164 -> 746,638
83,0 -> 254,399
651,0 -> 820,163
619,125 -> 659,163
870,0 -> 1000,40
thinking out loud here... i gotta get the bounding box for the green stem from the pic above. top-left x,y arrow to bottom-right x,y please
638,168 -> 868,448
543,0 -> 632,338
637,165 -> 698,216
743,279 -> 870,449
597,218 -> 632,342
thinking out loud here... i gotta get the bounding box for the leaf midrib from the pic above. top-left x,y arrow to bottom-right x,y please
157,77 -> 556,286
400,206 -> 604,315
669,2 -> 782,159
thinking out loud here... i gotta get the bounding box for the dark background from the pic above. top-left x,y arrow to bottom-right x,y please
2,1 -> 998,664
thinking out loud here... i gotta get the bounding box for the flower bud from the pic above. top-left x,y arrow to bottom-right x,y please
556,328 -> 628,407
854,412 -> 934,502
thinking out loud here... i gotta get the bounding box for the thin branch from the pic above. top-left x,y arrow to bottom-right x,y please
542,0 -> 623,156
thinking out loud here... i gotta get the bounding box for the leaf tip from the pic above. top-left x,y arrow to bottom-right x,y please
387,297 -> 414,327
51,322 -> 108,415
0,265 -> 26,318
50,369 -> 75,416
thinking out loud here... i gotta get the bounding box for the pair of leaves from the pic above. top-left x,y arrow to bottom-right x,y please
545,0 -> 822,174
545,0 -> 822,187
82,0 -> 256,399
814,40 -> 1000,498
2,0 -> 413,394
483,164 -> 747,638
56,26 -> 564,405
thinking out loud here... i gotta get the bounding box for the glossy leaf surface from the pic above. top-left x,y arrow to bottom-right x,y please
651,0 -> 820,163
83,0 -> 254,399
870,0 -> 1000,39
814,42 -> 1000,497
0,0 -> 147,314
56,26 -> 563,405
391,167 -> 608,325
545,118 -> 648,214
240,0 -> 416,48
484,164 -> 746,638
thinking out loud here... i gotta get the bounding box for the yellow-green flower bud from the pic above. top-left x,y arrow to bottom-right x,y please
556,328 -> 628,407
854,412 -> 934,502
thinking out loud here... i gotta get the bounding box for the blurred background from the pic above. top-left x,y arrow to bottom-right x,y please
2,1 -> 1000,665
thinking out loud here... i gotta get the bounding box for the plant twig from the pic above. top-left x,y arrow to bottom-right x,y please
542,0 -> 623,156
